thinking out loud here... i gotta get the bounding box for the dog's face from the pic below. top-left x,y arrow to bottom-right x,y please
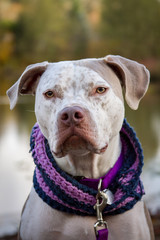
35,62 -> 124,158
7,55 -> 149,163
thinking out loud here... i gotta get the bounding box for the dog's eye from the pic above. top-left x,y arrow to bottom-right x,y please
44,91 -> 54,98
96,87 -> 107,94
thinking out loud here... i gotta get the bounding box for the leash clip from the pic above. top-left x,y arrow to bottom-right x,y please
94,179 -> 109,236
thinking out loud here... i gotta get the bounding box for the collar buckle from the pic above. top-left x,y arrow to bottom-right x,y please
94,179 -> 109,237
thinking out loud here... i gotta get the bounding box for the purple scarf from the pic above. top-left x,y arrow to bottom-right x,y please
31,119 -> 145,216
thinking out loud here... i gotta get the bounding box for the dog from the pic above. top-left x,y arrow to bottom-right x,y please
7,55 -> 155,240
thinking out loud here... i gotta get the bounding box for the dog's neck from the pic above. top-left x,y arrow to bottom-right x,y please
31,119 -> 145,215
54,134 -> 122,179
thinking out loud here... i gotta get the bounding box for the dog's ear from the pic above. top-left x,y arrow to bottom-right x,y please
6,61 -> 49,110
104,55 -> 150,110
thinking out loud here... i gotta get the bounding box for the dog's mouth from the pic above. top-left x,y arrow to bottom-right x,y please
52,128 -> 108,158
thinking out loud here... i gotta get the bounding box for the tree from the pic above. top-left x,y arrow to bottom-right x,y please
13,0 -> 90,63
101,0 -> 160,59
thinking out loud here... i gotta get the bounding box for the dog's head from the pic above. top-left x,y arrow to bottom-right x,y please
7,55 -> 149,159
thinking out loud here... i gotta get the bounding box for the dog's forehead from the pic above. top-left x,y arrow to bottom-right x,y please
40,61 -> 108,90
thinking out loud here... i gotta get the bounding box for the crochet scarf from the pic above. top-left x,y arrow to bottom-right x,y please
31,119 -> 145,216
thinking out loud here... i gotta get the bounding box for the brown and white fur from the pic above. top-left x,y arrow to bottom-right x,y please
7,55 -> 155,240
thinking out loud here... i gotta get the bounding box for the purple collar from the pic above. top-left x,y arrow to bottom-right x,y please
79,148 -> 124,190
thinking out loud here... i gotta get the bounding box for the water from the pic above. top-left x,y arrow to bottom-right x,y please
0,89 -> 160,236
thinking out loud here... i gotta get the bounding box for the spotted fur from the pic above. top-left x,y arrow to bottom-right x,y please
6,55 -> 153,240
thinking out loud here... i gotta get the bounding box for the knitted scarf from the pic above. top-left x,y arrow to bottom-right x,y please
31,119 -> 145,216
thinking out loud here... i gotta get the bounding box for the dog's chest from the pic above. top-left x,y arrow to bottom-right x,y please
20,188 -> 95,240
20,188 -> 150,240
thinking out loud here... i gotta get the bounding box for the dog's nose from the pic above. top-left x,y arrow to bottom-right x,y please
60,106 -> 84,126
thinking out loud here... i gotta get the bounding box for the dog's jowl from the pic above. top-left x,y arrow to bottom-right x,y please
7,55 -> 155,240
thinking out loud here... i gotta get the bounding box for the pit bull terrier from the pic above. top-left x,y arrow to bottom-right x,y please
7,55 -> 155,240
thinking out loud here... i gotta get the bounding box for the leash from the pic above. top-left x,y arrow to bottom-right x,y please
94,179 -> 112,240
79,150 -> 123,239
96,229 -> 108,240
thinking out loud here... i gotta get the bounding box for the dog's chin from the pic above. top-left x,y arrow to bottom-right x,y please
52,135 -> 108,158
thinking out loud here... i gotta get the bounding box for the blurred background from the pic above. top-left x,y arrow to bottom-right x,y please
0,0 -> 160,239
